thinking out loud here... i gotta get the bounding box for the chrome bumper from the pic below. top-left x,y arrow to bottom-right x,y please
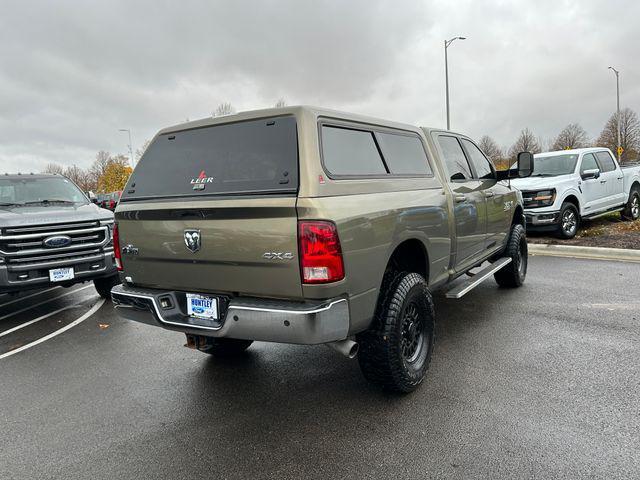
111,284 -> 350,345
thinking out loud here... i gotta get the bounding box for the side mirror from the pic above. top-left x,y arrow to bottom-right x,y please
581,169 -> 600,180
86,191 -> 98,203
517,152 -> 534,178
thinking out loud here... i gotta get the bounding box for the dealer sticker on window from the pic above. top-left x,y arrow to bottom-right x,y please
186,293 -> 218,320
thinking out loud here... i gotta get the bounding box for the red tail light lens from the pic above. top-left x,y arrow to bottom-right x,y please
113,223 -> 123,271
298,221 -> 344,284
109,200 -> 115,209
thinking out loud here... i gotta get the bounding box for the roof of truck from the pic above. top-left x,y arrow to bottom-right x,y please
1,173 -> 61,179
158,105 -> 439,136
535,147 -> 612,157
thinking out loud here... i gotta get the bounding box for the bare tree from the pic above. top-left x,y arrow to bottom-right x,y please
42,163 -> 64,175
508,128 -> 541,160
551,123 -> 589,151
478,136 -> 503,162
63,164 -> 93,191
596,108 -> 640,163
478,135 -> 509,170
274,98 -> 287,108
213,102 -> 235,117
89,151 -> 112,190
136,139 -> 151,161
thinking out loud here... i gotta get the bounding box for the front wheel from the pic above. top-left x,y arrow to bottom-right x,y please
557,202 -> 580,239
357,272 -> 435,393
494,223 -> 527,288
621,187 -> 640,221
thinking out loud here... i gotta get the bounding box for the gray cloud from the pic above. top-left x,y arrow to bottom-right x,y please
1,0 -> 638,172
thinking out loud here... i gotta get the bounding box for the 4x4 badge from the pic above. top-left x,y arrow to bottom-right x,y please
184,229 -> 201,253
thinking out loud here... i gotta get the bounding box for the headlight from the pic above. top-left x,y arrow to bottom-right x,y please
523,189 -> 556,208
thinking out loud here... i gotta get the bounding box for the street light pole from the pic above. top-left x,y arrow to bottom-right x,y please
608,66 -> 621,161
444,36 -> 466,130
119,129 -> 135,167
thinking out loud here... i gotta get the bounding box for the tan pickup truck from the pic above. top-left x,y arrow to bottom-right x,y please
111,106 -> 533,392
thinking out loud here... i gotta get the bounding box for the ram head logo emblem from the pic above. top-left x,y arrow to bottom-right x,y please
184,229 -> 201,253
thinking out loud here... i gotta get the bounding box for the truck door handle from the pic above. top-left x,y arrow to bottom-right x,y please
484,191 -> 495,198
600,180 -> 607,184
617,177 -> 623,180
454,194 -> 467,203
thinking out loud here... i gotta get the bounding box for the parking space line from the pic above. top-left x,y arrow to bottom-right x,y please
0,299 -> 105,360
0,285 -> 94,321
0,305 -> 77,338
0,287 -> 61,309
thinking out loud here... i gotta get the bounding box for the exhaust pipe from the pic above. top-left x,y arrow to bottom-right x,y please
327,339 -> 359,359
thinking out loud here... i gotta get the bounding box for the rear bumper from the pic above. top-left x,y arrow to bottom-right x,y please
524,209 -> 561,231
111,284 -> 350,345
0,250 -> 117,294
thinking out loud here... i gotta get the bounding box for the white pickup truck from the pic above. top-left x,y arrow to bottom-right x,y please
511,148 -> 640,238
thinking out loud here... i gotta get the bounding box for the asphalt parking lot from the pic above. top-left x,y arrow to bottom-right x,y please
1,255 -> 638,479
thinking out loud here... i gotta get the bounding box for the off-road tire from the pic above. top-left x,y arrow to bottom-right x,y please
93,275 -> 120,299
621,187 -> 640,221
557,202 -> 580,239
494,224 -> 528,288
357,272 -> 435,393
191,336 -> 253,357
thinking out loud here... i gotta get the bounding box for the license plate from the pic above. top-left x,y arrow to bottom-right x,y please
49,267 -> 74,282
186,293 -> 218,320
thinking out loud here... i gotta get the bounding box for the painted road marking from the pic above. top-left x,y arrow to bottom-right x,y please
0,299 -> 105,360
0,305 -> 77,338
0,287 -> 61,309
0,285 -> 93,321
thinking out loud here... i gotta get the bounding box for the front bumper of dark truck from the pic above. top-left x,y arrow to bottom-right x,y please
0,220 -> 117,294
111,284 -> 350,345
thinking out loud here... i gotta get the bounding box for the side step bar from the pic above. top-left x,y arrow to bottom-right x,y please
445,257 -> 512,299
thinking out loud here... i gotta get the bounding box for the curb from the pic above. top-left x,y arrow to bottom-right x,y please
528,243 -> 640,263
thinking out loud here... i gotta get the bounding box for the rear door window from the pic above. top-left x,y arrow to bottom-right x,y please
436,135 -> 473,181
321,126 -> 387,176
121,116 -> 298,200
595,151 -> 616,172
375,132 -> 432,175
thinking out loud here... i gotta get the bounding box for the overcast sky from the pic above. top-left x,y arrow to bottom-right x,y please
1,0 -> 638,172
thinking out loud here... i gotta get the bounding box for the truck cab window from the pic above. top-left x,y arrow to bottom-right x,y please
581,153 -> 599,173
437,135 -> 473,181
595,151 -> 616,172
461,138 -> 495,180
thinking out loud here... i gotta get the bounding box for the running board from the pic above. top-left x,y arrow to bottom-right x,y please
445,257 -> 512,299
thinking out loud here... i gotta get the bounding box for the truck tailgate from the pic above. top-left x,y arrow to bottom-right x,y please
116,197 -> 303,299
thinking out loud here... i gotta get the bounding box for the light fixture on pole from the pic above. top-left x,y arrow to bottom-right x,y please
607,66 -> 621,161
444,36 -> 466,130
119,129 -> 135,167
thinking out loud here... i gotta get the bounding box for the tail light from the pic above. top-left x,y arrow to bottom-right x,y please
298,221 -> 344,284
113,223 -> 123,271
109,199 -> 115,209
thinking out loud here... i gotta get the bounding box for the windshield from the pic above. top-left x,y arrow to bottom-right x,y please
0,176 -> 88,206
531,154 -> 579,177
122,115 -> 298,201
